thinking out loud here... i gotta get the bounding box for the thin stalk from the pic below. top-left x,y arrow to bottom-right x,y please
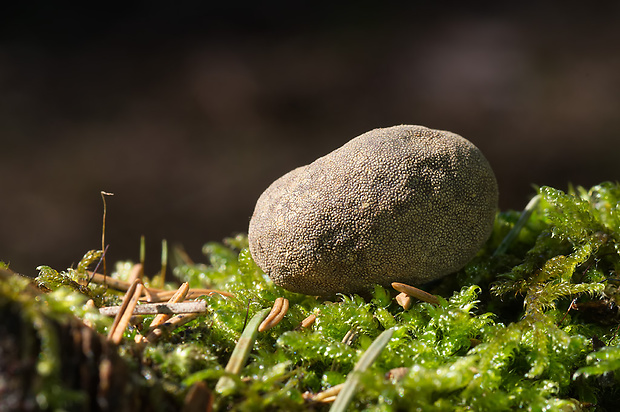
493,194 -> 541,256
156,239 -> 168,289
100,191 -> 113,276
139,235 -> 146,268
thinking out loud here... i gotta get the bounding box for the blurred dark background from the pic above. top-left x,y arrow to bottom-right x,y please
2,2 -> 619,276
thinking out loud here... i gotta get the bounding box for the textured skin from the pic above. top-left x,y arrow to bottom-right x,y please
248,125 -> 498,296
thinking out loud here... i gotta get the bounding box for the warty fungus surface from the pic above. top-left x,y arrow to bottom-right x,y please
248,125 -> 499,295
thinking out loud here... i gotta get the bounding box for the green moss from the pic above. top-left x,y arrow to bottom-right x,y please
34,249 -> 111,307
5,182 -> 620,410
0,272 -> 112,410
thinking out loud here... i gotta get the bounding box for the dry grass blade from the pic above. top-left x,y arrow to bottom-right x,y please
215,308 -> 271,395
258,297 -> 289,332
391,282 -> 440,305
100,191 -> 114,276
107,279 -> 144,344
329,328 -> 394,412
493,194 -> 540,257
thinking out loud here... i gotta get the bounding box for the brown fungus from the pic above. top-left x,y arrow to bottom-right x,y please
248,125 -> 498,296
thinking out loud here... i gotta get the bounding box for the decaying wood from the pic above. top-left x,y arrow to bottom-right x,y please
183,381 -> 213,412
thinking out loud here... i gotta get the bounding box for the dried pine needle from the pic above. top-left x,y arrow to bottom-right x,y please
300,313 -> 317,329
108,279 -> 144,344
138,282 -> 190,345
142,288 -> 234,302
127,263 -> 144,284
391,282 -> 439,305
395,292 -> 413,310
305,383 -> 345,403
341,328 -> 359,346
83,271 -> 134,291
258,297 -> 289,332
150,282 -> 189,322
143,313 -> 200,343
83,271 -> 234,301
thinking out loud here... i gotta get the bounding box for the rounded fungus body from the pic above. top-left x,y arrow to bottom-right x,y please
248,125 -> 498,296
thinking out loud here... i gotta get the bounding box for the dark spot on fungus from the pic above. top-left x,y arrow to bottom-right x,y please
248,125 -> 498,296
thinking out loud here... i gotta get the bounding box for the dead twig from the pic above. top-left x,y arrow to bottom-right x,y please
100,301 -> 206,317
83,271 -> 132,291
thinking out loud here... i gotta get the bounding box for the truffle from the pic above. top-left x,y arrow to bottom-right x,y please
248,125 -> 498,296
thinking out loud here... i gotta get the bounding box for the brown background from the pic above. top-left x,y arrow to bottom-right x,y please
2,3 -> 620,275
